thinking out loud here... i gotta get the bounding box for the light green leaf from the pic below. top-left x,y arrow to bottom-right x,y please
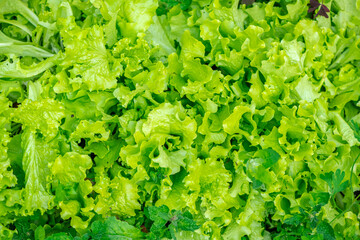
21,128 -> 55,214
51,152 -> 92,184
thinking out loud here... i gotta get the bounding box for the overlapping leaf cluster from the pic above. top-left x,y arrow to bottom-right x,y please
0,0 -> 360,239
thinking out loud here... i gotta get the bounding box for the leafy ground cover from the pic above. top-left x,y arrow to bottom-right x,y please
0,0 -> 360,239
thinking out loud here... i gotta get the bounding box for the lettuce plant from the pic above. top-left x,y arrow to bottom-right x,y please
0,0 -> 360,239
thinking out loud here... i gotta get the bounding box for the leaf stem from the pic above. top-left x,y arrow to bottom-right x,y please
330,193 -> 360,224
331,197 -> 342,213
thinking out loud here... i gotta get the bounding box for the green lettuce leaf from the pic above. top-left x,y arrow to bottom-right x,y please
51,152 -> 92,185
60,24 -> 120,91
12,98 -> 65,139
20,128 -> 56,214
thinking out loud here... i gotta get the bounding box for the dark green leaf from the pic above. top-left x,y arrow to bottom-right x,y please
280,197 -> 291,214
311,204 -> 322,214
309,215 -> 319,229
157,0 -> 192,15
311,192 -> 330,206
89,217 -> 145,240
179,0 -> 192,10
175,216 -> 199,231
146,205 -> 171,234
251,177 -> 263,189
320,169 -> 349,196
45,233 -> 73,240
316,221 -> 335,240
284,214 -> 304,226
254,149 -> 280,168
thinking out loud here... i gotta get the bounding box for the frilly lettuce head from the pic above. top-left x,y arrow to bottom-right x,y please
0,0 -> 360,239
